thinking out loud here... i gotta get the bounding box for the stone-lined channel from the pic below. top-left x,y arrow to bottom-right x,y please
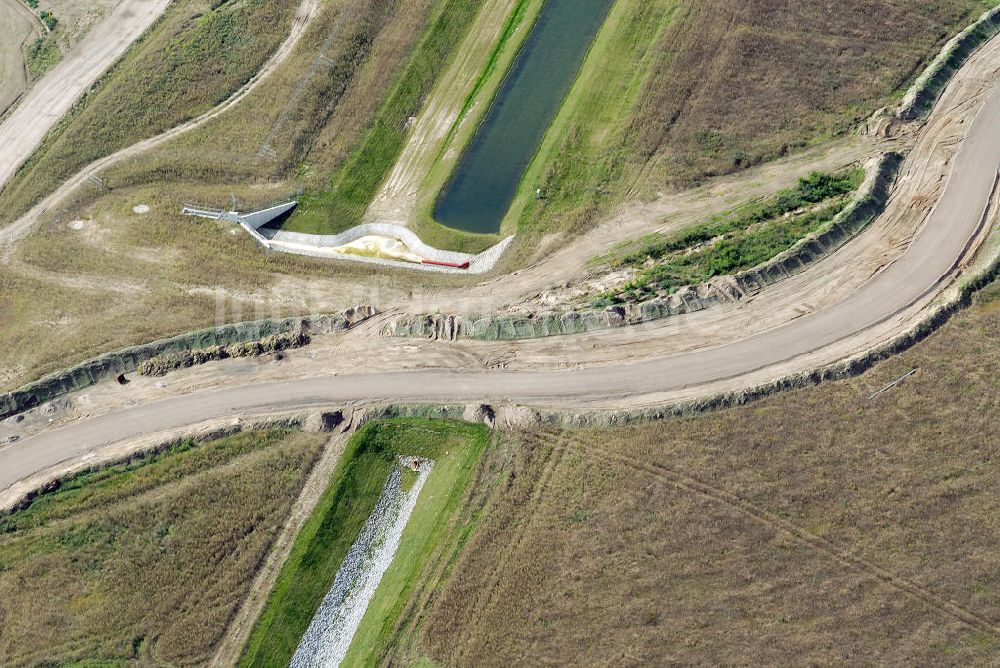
433,0 -> 615,234
290,457 -> 434,668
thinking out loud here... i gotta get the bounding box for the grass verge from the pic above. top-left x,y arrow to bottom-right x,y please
0,428 -> 325,666
342,419 -> 492,665
238,418 -> 490,667
24,33 -> 61,79
598,168 -> 864,303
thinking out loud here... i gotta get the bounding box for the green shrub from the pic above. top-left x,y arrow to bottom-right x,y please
603,169 -> 863,302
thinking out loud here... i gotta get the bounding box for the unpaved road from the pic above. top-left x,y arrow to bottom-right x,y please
2,69 -> 999,490
0,0 -> 321,251
3,19 -> 1000,496
0,0 -> 41,116
0,0 -> 170,191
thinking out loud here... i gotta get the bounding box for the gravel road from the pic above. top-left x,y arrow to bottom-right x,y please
0,0 -> 170,191
2,70 -> 999,490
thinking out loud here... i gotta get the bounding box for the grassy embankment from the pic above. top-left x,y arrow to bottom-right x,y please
239,418 -> 491,667
596,168 -> 864,304
0,0 -> 454,394
96,0 -> 434,195
20,1 -> 59,79
282,0 -> 486,237
496,0 -> 679,254
402,0 -> 544,254
502,0 -> 995,257
0,428 -> 326,667
0,0 -> 300,226
415,279 -> 1000,664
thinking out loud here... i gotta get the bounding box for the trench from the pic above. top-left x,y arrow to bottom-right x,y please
290,457 -> 433,668
432,0 -> 615,234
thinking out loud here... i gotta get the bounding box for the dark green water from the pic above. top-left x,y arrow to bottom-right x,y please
433,0 -> 615,234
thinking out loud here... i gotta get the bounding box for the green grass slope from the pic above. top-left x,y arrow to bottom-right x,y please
239,418 -> 490,668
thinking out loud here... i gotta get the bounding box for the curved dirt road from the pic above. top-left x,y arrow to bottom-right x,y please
0,0 -> 320,251
0,0 -> 171,190
2,76 -> 999,491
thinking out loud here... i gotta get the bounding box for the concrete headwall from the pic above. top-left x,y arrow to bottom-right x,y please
261,223 -> 515,275
0,307 -> 376,421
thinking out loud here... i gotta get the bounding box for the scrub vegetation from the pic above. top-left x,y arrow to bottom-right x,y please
415,280 -> 1000,664
24,34 -> 60,79
597,168 -> 864,303
0,428 -> 325,667
239,418 -> 491,667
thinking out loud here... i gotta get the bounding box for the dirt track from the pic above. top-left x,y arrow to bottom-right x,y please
3,24 -> 1000,500
0,0 -> 171,191
2,63 -> 999,488
0,0 -> 321,252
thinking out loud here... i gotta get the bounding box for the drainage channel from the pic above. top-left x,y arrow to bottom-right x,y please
433,0 -> 616,234
290,456 -> 434,668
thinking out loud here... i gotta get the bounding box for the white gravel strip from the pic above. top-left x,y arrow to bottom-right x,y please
291,457 -> 434,668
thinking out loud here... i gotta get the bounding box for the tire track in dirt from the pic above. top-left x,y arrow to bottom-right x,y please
451,429 -> 570,665
540,428 -> 1000,638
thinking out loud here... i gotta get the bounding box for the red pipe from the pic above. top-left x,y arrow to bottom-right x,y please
422,259 -> 470,269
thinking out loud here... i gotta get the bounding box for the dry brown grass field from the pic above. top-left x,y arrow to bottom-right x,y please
0,428 -> 325,666
630,0 -> 997,187
416,281 -> 1000,665
513,0 -> 995,247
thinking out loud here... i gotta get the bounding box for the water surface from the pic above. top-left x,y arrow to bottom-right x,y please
433,0 -> 615,234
